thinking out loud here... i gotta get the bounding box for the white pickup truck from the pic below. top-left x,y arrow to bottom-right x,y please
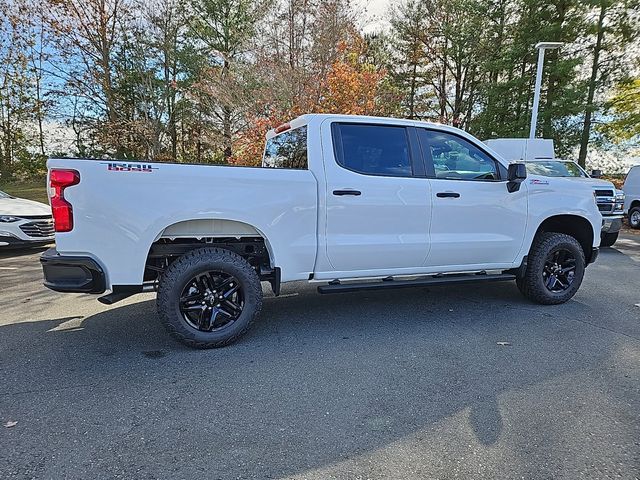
485,138 -> 625,247
41,114 -> 602,348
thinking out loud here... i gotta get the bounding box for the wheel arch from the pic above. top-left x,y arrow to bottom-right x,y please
143,217 -> 280,293
533,214 -> 595,262
151,218 -> 276,263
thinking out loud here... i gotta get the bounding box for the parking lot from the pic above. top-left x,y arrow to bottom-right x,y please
1,237 -> 639,479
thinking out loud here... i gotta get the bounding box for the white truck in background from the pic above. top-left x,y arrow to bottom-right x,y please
485,138 -> 625,247
41,115 -> 602,348
623,165 -> 640,229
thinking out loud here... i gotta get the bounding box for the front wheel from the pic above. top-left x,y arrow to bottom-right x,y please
157,247 -> 263,348
516,232 -> 586,305
629,206 -> 640,229
600,231 -> 619,248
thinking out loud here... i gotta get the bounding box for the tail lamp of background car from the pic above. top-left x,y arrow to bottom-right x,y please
50,169 -> 80,232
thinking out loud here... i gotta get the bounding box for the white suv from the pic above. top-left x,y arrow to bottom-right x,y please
623,165 -> 640,229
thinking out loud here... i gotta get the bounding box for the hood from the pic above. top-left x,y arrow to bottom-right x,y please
526,174 -> 613,195
563,177 -> 615,190
0,196 -> 52,217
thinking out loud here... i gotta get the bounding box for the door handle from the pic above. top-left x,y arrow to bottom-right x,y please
333,189 -> 362,196
436,192 -> 460,198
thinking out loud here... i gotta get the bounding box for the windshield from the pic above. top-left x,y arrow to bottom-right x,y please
0,190 -> 10,198
525,161 -> 588,178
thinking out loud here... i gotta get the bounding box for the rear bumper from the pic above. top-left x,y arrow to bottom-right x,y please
601,215 -> 623,234
40,248 -> 106,293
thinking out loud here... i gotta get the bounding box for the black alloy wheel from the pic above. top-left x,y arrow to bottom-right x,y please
516,232 -> 585,305
157,247 -> 263,348
542,248 -> 576,292
180,271 -> 244,332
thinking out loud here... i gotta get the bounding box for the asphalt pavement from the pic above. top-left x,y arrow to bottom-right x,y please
0,237 -> 639,479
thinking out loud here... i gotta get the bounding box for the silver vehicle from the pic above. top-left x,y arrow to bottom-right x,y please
0,189 -> 54,247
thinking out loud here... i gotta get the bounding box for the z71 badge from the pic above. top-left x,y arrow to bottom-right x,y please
101,162 -> 157,172
530,178 -> 549,185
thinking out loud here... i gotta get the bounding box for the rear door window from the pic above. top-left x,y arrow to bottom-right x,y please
332,124 -> 413,177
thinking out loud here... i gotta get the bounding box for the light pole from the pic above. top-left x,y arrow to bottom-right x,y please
529,42 -> 563,139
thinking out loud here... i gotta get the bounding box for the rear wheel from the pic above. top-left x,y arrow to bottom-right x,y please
600,231 -> 619,248
629,206 -> 640,229
516,232 -> 585,305
157,247 -> 262,348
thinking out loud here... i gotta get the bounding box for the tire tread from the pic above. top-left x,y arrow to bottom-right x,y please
516,232 -> 585,305
156,247 -> 262,348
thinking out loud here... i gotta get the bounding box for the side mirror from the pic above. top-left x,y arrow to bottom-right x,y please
591,169 -> 603,178
507,163 -> 527,193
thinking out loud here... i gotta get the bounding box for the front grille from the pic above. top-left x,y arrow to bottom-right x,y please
595,189 -> 614,197
19,220 -> 54,238
598,204 -> 614,213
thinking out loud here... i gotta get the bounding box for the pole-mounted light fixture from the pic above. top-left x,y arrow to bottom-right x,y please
529,42 -> 564,139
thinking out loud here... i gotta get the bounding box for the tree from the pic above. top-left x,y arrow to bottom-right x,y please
389,0 -> 430,119
0,0 -> 42,178
389,0 -> 487,128
601,78 -> 640,143
142,0 -> 189,161
576,0 -> 640,167
469,0 -> 588,156
44,0 -> 130,157
189,0 -> 266,160
318,39 -> 389,115
230,31 -> 397,166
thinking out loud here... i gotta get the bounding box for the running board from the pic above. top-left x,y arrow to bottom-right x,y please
98,292 -> 135,305
317,273 -> 516,294
98,282 -> 157,305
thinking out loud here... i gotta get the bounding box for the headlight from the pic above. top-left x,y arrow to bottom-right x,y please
0,215 -> 20,223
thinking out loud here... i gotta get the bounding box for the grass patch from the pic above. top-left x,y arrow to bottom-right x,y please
0,179 -> 49,204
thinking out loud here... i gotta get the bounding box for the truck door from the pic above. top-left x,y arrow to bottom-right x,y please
320,120 -> 431,274
418,128 -> 528,267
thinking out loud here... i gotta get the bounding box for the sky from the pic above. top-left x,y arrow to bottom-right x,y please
354,0 -> 392,33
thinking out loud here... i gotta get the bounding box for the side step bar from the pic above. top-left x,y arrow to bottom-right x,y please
317,273 -> 516,294
98,282 -> 157,305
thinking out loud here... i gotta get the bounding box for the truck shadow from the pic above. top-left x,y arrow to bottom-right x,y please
1,280 -> 628,478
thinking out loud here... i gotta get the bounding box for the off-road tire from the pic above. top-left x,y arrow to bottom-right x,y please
157,247 -> 262,348
516,232 -> 585,305
629,206 -> 640,229
600,231 -> 619,248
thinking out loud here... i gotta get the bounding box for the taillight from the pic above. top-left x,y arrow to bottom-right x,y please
49,169 -> 80,232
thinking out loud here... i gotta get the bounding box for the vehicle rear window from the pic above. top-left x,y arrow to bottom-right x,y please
263,126 -> 308,169
332,123 -> 412,177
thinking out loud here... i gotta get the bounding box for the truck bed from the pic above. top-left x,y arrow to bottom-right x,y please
49,158 -> 318,287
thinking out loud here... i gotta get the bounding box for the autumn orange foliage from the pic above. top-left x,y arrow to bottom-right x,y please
230,36 -> 392,166
318,40 -> 387,115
